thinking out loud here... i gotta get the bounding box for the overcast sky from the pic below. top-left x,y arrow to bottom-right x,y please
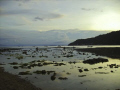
0,0 -> 120,46
0,0 -> 120,31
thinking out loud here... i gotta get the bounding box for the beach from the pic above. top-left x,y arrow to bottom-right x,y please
0,67 -> 41,90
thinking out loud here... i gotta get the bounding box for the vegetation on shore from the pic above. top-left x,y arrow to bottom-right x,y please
69,30 -> 120,45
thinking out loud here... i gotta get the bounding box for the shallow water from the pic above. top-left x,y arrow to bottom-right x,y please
0,46 -> 120,90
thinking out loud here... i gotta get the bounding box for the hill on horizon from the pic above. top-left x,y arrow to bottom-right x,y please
68,30 -> 120,46
0,29 -> 109,46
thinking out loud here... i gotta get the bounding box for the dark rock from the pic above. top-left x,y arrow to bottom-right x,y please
83,58 -> 108,64
19,71 -> 31,75
84,69 -> 89,71
79,69 -> 83,73
13,66 -> 18,69
58,77 -> 68,80
78,75 -> 86,77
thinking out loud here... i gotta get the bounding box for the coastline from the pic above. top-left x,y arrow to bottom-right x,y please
75,47 -> 120,59
0,67 -> 41,90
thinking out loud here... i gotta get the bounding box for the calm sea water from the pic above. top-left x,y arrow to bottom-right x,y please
0,45 -> 120,90
0,45 -> 120,48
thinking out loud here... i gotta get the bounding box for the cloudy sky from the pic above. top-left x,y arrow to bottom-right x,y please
0,0 -> 120,46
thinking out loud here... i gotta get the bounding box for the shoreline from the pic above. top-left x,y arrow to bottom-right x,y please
75,47 -> 120,59
0,67 -> 41,90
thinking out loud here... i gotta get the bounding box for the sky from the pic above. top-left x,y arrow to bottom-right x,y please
0,0 -> 120,46
0,0 -> 120,31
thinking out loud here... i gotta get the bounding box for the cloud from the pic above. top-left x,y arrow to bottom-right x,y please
81,8 -> 103,12
0,9 -> 33,16
15,0 -> 31,2
81,8 -> 95,11
0,8 -> 64,21
34,17 -> 44,21
34,13 -> 64,21
48,13 -> 64,19
22,16 -> 32,24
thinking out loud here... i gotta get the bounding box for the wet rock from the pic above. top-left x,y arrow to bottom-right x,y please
22,63 -> 28,66
66,72 -> 71,75
83,58 -> 108,64
78,75 -> 86,77
109,65 -> 113,68
27,66 -> 31,69
59,63 -> 66,66
79,69 -> 83,73
64,55 -> 73,57
108,64 -> 119,68
84,69 -> 89,71
51,73 -> 56,81
54,63 -> 66,66
51,75 -> 56,81
73,61 -> 76,64
115,89 -> 120,90
58,77 -> 68,80
0,63 -> 5,65
9,62 -> 18,65
19,71 -> 31,75
33,70 -> 42,74
37,60 -> 41,62
95,72 -> 109,74
22,51 -> 27,55
13,66 -> 18,69
98,67 -> 103,69
111,70 -> 114,73
16,55 -> 23,60
32,56 -> 35,57
68,61 -> 72,64
38,63 -> 43,67
42,70 -> 46,75
47,71 -> 55,75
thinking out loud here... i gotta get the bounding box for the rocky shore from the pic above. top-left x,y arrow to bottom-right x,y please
76,47 -> 120,59
0,67 -> 41,90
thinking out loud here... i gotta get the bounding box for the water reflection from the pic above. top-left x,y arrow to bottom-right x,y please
51,73 -> 56,81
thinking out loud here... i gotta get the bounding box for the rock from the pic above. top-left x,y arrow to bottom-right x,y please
78,75 -> 86,77
84,69 -> 89,71
19,71 -> 31,75
58,77 -> 68,80
79,69 -> 83,73
13,66 -> 18,69
83,58 -> 108,64
9,62 -> 18,65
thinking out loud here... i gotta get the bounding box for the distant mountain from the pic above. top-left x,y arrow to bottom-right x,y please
0,29 -> 109,46
68,30 -> 120,45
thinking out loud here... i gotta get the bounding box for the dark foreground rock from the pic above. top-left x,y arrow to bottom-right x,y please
0,67 -> 41,90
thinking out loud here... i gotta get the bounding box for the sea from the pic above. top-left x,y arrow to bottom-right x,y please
0,45 -> 120,90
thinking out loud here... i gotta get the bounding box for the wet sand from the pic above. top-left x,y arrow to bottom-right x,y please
0,67 -> 41,90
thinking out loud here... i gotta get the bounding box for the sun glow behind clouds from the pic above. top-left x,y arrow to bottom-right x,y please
93,12 -> 120,30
